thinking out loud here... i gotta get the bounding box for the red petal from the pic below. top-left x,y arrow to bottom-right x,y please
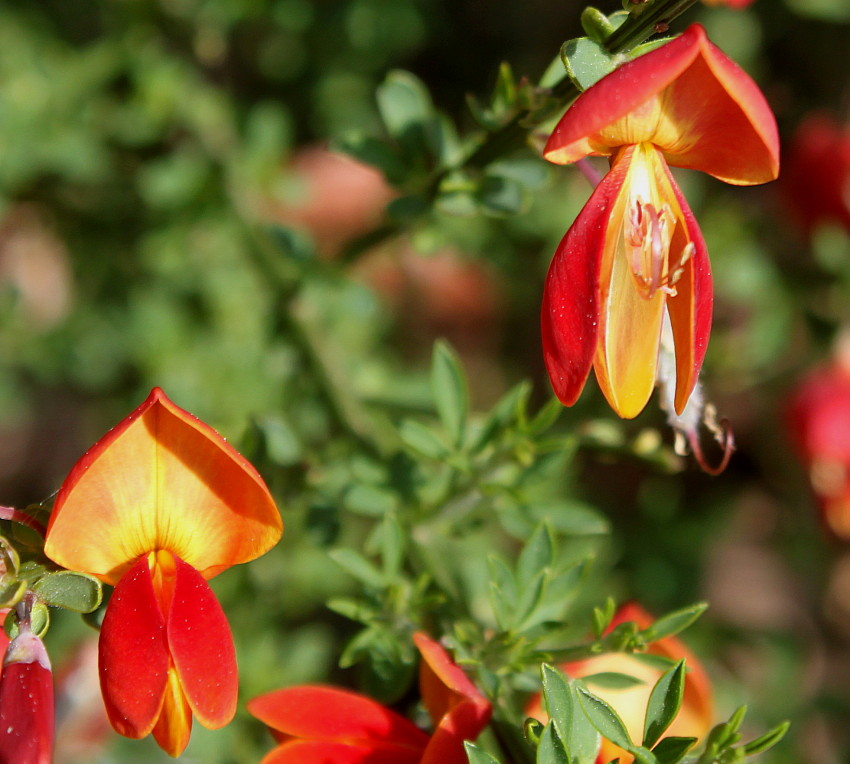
0,631 -> 54,764
258,739 -> 424,764
247,686 -> 429,750
414,634 -> 491,764
99,557 -> 169,739
167,555 -> 238,730
541,153 -> 630,406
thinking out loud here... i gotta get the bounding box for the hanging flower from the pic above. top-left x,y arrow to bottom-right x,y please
542,24 -> 779,418
247,632 -> 492,764
44,388 -> 283,757
527,603 -> 713,763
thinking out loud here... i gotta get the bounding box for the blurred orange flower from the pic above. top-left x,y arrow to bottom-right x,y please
527,603 -> 713,763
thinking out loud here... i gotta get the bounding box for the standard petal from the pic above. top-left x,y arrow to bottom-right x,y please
544,27 -> 704,164
247,686 -> 430,750
542,154 -> 631,406
99,557 -> 169,739
259,739 -> 425,764
658,31 -> 779,184
45,387 -> 282,584
166,554 -> 238,731
544,25 -> 779,185
662,165 -> 712,414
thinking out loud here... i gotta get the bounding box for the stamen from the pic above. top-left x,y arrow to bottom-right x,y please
624,198 -> 677,300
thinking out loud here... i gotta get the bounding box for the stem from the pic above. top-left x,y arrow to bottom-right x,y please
0,506 -> 46,538
604,0 -> 700,53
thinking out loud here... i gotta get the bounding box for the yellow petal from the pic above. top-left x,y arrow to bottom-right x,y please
45,388 -> 282,584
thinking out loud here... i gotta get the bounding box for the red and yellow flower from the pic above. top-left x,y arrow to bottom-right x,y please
527,603 -> 713,763
542,24 -> 779,418
44,388 -> 282,757
247,632 -> 492,764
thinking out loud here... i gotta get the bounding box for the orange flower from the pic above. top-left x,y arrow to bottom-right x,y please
528,604 -> 713,763
44,388 -> 282,757
542,24 -> 779,418
247,632 -> 492,764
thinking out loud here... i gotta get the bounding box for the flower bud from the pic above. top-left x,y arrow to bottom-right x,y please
0,626 -> 54,764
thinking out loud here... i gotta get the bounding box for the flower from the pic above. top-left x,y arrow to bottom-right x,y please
247,632 -> 492,764
787,355 -> 850,539
782,113 -> 850,237
527,603 -> 713,763
44,388 -> 283,757
542,24 -> 779,418
0,621 -> 53,764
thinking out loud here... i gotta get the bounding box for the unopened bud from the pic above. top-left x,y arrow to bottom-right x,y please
0,626 -> 54,764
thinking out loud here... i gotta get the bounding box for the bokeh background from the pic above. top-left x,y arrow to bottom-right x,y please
1,0 -> 850,761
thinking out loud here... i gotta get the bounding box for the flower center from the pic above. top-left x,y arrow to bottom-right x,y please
622,144 -> 694,301
625,198 -> 695,301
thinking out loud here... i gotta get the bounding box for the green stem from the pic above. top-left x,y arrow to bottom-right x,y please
604,0 -> 700,53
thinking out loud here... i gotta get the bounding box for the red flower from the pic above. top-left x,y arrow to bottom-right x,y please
787,360 -> 850,539
782,113 -> 850,237
44,388 -> 282,757
247,632 -> 492,764
0,624 -> 54,764
527,604 -> 713,763
542,24 -> 779,418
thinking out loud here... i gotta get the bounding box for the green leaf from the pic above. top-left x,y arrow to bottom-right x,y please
378,513 -> 405,579
518,524 -> 555,584
476,175 -> 529,217
639,603 -> 707,643
537,722 -> 569,764
432,340 -> 468,448
334,133 -> 407,184
343,484 -> 399,517
651,737 -> 696,764
472,381 -> 530,452
0,580 -> 26,609
542,664 -> 573,729
577,686 -> 633,752
399,420 -> 450,460
742,721 -> 790,756
34,571 -> 103,613
466,742 -> 503,764
592,597 -> 616,639
583,672 -> 645,691
329,549 -> 385,588
376,70 -> 433,141
561,37 -> 621,91
642,660 -> 685,748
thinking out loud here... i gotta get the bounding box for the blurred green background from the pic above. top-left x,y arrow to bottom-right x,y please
1,0 -> 850,762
